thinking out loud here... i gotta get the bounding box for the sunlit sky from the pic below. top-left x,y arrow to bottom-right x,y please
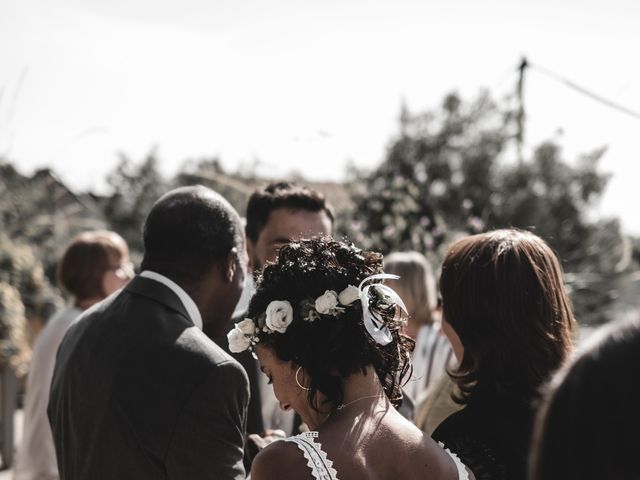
1,0 -> 639,233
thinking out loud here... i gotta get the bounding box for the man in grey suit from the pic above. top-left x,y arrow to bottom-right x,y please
48,186 -> 250,479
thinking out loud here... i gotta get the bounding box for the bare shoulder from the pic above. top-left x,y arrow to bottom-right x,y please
417,431 -> 476,480
251,439 -> 312,480
371,414 -> 468,480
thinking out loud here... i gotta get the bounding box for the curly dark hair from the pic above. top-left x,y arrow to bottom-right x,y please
247,237 -> 414,411
440,229 -> 575,406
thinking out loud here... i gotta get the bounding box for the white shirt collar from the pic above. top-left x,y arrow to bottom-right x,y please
139,270 -> 203,330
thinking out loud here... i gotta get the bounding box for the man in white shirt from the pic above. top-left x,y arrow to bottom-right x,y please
48,186 -> 250,480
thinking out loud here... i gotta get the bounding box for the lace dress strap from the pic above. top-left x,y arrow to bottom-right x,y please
438,442 -> 470,480
284,431 -> 339,480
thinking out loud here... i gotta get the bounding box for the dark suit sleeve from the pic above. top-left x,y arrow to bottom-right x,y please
165,360 -> 249,480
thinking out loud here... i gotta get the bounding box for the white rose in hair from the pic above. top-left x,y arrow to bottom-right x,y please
265,300 -> 294,333
338,285 -> 360,305
237,318 -> 257,335
315,290 -> 340,315
228,325 -> 252,353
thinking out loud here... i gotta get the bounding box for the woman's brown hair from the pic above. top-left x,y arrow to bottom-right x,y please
57,230 -> 129,301
440,229 -> 575,405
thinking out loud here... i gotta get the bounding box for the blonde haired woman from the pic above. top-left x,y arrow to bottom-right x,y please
384,252 -> 454,400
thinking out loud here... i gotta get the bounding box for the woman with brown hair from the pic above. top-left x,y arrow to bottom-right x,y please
14,230 -> 133,480
432,229 -> 575,480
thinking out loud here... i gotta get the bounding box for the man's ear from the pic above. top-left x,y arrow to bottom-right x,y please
246,238 -> 255,272
224,247 -> 239,283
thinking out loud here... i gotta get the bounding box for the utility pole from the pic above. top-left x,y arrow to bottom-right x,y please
516,57 -> 528,164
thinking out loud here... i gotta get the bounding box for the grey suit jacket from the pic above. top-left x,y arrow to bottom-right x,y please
48,276 -> 249,480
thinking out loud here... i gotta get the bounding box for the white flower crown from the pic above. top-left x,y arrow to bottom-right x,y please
228,274 -> 408,354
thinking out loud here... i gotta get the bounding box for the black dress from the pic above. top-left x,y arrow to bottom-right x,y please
432,393 -> 535,480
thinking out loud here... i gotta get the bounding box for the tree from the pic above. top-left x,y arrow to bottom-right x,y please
103,149 -> 168,255
0,234 -> 62,373
348,92 -> 628,325
174,157 -> 253,216
346,93 -> 509,256
0,163 -> 107,279
0,281 -> 30,377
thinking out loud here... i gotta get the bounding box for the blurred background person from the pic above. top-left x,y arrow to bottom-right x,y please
245,181 -> 334,276
13,231 -> 132,480
530,311 -> 640,480
384,251 -> 453,400
385,252 -> 459,429
432,229 -> 576,480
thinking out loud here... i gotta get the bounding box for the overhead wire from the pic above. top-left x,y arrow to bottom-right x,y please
528,61 -> 640,121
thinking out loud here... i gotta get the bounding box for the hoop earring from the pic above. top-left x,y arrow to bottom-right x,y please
295,366 -> 311,391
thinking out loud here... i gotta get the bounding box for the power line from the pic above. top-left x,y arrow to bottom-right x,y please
528,61 -> 640,121
493,64 -> 518,92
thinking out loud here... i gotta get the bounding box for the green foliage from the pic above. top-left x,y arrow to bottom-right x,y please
0,164 -> 107,279
102,153 -> 256,257
0,281 -> 25,366
490,143 -> 611,267
174,157 -> 254,216
346,93 -> 509,256
348,92 -> 628,325
0,234 -> 62,321
0,234 -> 62,374
103,150 -> 169,254
0,281 -> 29,374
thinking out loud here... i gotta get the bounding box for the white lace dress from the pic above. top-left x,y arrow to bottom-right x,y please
284,431 -> 470,480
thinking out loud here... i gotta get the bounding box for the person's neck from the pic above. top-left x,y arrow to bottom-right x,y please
189,276 -> 229,337
308,367 -> 387,430
339,365 -> 386,408
74,297 -> 102,311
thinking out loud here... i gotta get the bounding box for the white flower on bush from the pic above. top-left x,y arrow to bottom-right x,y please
315,290 -> 343,315
265,300 -> 294,333
338,285 -> 360,306
228,323 -> 253,353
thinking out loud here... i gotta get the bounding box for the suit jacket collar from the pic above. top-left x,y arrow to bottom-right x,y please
139,271 -> 202,329
125,275 -> 195,326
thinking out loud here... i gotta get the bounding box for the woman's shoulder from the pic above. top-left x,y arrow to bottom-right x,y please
434,396 -> 533,441
359,414 -> 468,480
251,437 -> 313,480
432,401 -> 532,480
33,307 -> 82,351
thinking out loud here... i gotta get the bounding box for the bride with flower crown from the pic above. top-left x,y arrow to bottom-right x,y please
228,237 -> 473,480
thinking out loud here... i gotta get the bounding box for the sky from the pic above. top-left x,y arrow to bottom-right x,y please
1,0 -> 639,233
